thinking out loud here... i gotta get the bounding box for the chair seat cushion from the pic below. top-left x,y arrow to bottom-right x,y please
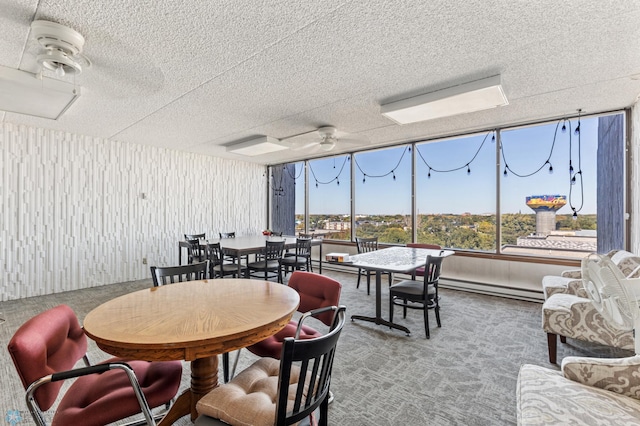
390,280 -> 435,297
214,263 -> 245,273
247,320 -> 321,359
54,359 -> 182,426
196,358 -> 306,426
280,257 -> 307,266
247,260 -> 280,270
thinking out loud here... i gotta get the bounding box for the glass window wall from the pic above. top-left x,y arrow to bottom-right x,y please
354,146 -> 412,244
269,112 -> 625,260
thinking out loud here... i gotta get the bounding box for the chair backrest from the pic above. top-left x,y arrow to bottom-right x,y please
276,306 -> 347,425
423,255 -> 444,286
7,305 -> 87,411
288,271 -> 342,326
407,244 -> 442,278
264,240 -> 285,261
271,231 -> 283,237
204,242 -> 224,266
186,239 -> 204,263
356,237 -> 378,253
294,238 -> 312,258
185,233 -> 206,240
219,232 -> 235,239
150,261 -> 207,286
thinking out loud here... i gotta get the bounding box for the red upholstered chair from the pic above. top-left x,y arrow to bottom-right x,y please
247,271 -> 342,359
406,243 -> 442,278
7,304 -> 182,426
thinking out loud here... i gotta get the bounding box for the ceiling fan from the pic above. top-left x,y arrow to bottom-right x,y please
30,20 -> 91,77
26,19 -> 163,98
281,126 -> 369,153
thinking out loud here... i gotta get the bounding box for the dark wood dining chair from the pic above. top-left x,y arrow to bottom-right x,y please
186,239 -> 205,264
389,254 -> 444,338
205,242 -> 246,278
355,237 -> 392,295
185,233 -> 206,240
219,231 -> 247,264
246,240 -> 285,283
150,261 -> 208,286
281,237 -> 313,275
195,306 -> 347,426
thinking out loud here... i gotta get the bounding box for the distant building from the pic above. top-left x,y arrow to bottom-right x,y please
325,221 -> 351,230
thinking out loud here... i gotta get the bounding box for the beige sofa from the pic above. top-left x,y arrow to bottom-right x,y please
517,356 -> 640,425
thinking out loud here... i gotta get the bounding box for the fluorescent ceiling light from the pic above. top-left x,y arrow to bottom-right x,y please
226,136 -> 287,156
0,65 -> 80,120
381,75 -> 508,125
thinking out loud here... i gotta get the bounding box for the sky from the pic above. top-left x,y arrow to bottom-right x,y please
293,115 -> 602,216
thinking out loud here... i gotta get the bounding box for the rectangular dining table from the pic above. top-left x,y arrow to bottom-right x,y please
178,235 -> 323,275
340,246 -> 454,334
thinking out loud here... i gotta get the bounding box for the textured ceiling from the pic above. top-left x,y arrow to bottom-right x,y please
1,0 -> 640,164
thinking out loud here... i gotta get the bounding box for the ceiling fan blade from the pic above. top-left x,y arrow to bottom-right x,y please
334,133 -> 370,147
288,140 -> 318,151
280,127 -> 369,152
340,137 -> 370,146
280,129 -> 321,150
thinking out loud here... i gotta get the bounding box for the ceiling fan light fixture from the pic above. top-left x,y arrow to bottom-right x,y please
37,49 -> 82,76
31,20 -> 88,77
319,137 -> 336,151
381,75 -> 508,125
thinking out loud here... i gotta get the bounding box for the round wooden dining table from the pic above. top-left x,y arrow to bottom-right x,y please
83,279 -> 300,425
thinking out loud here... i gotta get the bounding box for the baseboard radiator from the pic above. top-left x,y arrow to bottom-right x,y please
320,262 -> 544,303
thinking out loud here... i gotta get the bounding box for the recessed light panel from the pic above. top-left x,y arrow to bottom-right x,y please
0,66 -> 80,120
381,75 -> 508,125
226,136 -> 288,156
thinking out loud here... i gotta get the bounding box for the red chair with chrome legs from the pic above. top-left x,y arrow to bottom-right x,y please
248,271 -> 342,358
7,304 -> 182,426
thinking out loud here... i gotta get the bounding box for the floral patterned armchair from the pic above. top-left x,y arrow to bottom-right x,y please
517,356 -> 640,425
542,250 -> 640,299
541,250 -> 638,364
542,293 -> 634,363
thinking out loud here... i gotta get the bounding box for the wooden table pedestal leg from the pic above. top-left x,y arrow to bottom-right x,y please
190,356 -> 219,419
158,355 -> 219,425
